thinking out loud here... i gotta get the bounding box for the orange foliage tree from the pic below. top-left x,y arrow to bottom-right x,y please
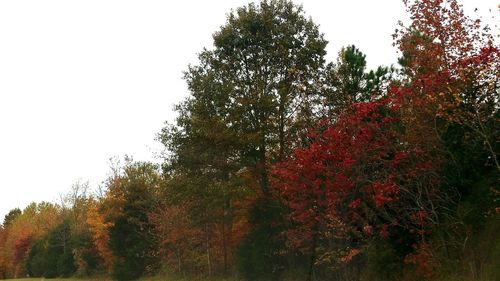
1,203 -> 62,278
86,199 -> 114,273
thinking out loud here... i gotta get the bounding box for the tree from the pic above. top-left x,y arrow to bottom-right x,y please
161,1 -> 328,278
149,198 -> 198,275
1,203 -> 62,278
26,220 -> 76,278
273,94 -> 441,280
174,0 -> 328,195
160,115 -> 248,275
60,181 -> 101,276
0,226 -> 6,279
395,0 -> 498,171
2,209 -> 21,228
86,199 -> 114,273
392,0 -> 499,277
102,160 -> 160,281
0,208 -> 22,278
322,45 -> 392,117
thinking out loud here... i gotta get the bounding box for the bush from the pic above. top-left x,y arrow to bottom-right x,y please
361,240 -> 404,281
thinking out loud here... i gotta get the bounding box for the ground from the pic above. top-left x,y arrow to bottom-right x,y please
1,277 -> 239,281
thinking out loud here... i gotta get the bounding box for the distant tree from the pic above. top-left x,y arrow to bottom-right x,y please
26,220 -> 76,278
148,195 -> 199,275
86,199 -> 114,273
58,180 -> 102,276
1,203 -> 62,278
323,45 -> 392,117
2,208 -> 21,228
103,160 -> 160,281
160,107 -> 248,275
0,226 -> 6,279
25,236 -> 46,277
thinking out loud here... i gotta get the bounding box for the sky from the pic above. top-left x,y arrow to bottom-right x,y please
0,0 -> 498,220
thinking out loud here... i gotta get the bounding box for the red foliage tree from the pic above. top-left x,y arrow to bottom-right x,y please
272,93 -> 440,269
13,236 -> 32,277
395,0 -> 499,171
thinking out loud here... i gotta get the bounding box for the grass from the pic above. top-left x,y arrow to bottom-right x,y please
2,279 -> 104,281
2,279 -> 100,281
1,277 -> 492,281
1,278 -> 112,281
1,276 -> 240,281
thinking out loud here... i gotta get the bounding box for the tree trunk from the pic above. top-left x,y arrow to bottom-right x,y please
306,234 -> 317,281
279,100 -> 285,161
259,144 -> 269,196
206,225 -> 212,276
175,249 -> 182,275
222,202 -> 228,275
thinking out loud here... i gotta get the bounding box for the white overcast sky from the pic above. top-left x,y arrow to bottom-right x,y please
0,0 -> 498,219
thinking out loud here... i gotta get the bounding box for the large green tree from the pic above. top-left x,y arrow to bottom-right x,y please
160,1 -> 328,278
168,0 -> 328,195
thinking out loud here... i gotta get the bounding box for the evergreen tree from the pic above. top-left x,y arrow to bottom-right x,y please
26,220 -> 76,278
323,45 -> 392,117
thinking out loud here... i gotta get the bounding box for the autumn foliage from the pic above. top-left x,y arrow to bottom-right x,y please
272,88 -> 442,276
0,0 -> 498,280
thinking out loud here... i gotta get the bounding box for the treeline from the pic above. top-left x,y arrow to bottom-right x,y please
1,0 -> 499,280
